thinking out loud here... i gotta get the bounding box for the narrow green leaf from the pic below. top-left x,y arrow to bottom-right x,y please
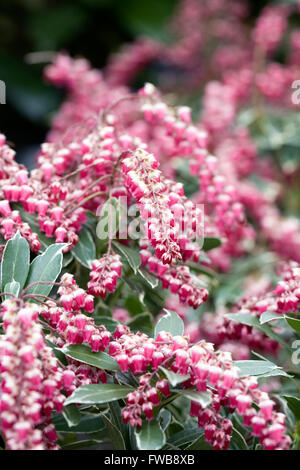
128,312 -> 153,334
52,413 -> 105,434
202,237 -> 222,251
101,413 -> 125,450
62,251 -> 74,268
62,344 -> 120,371
176,390 -> 212,408
285,316 -> 300,335
165,426 -> 202,448
1,231 -> 30,293
62,404 -> 81,427
158,409 -> 171,431
4,280 -> 20,299
25,243 -> 66,297
233,360 -> 287,377
159,366 -> 189,387
64,384 -> 132,406
72,226 -> 96,269
230,427 -> 248,450
135,419 -> 166,450
260,311 -> 282,324
155,309 -> 184,338
185,433 -> 212,450
112,241 -> 141,274
61,439 -> 103,450
282,395 -> 300,420
138,267 -> 159,288
94,316 -> 118,333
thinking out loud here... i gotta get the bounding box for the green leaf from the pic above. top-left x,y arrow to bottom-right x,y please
165,426 -> 203,448
158,409 -> 172,431
282,395 -> 300,420
159,366 -> 189,387
61,439 -> 103,450
176,390 -> 212,408
62,404 -> 81,427
128,313 -> 153,334
155,309 -> 184,338
62,251 -> 74,268
260,311 -> 282,324
25,243 -> 66,297
62,344 -> 120,371
138,267 -> 159,288
4,281 -> 20,299
94,316 -> 118,333
53,413 -> 105,433
285,316 -> 300,335
225,313 -> 289,350
1,231 -> 30,293
202,237 -> 222,252
185,433 -> 212,450
230,427 -> 248,450
101,413 -> 125,450
233,360 -> 289,378
135,419 -> 166,450
72,226 -> 95,269
84,210 -> 98,233
109,401 -> 129,446
112,241 -> 141,274
65,384 -> 132,406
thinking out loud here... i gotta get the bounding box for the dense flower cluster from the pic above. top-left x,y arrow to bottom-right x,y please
0,300 -> 64,449
42,275 -> 111,352
108,326 -> 290,450
87,254 -> 122,297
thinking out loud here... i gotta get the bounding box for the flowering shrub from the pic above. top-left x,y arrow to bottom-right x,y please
1,0 -> 300,452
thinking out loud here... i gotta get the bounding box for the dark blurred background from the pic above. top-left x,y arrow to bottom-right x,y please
0,0 -> 273,166
0,0 -> 180,165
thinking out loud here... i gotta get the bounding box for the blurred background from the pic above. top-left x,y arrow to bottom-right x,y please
0,0 -> 295,167
0,0 -> 180,165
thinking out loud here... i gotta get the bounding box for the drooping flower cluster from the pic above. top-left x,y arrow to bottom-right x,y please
87,254 -> 122,297
41,275 -> 111,352
0,300 -> 65,449
140,247 -> 208,309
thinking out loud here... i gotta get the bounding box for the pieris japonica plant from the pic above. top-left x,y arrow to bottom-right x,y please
1,0 -> 300,452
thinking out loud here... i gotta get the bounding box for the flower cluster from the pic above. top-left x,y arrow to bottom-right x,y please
108,326 -> 290,450
0,300 -> 65,450
87,254 -> 122,297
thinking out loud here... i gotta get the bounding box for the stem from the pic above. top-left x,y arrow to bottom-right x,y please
110,150 -> 132,185
103,94 -> 139,122
23,293 -> 60,304
21,281 -> 66,296
65,191 -> 105,216
0,292 -> 18,299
